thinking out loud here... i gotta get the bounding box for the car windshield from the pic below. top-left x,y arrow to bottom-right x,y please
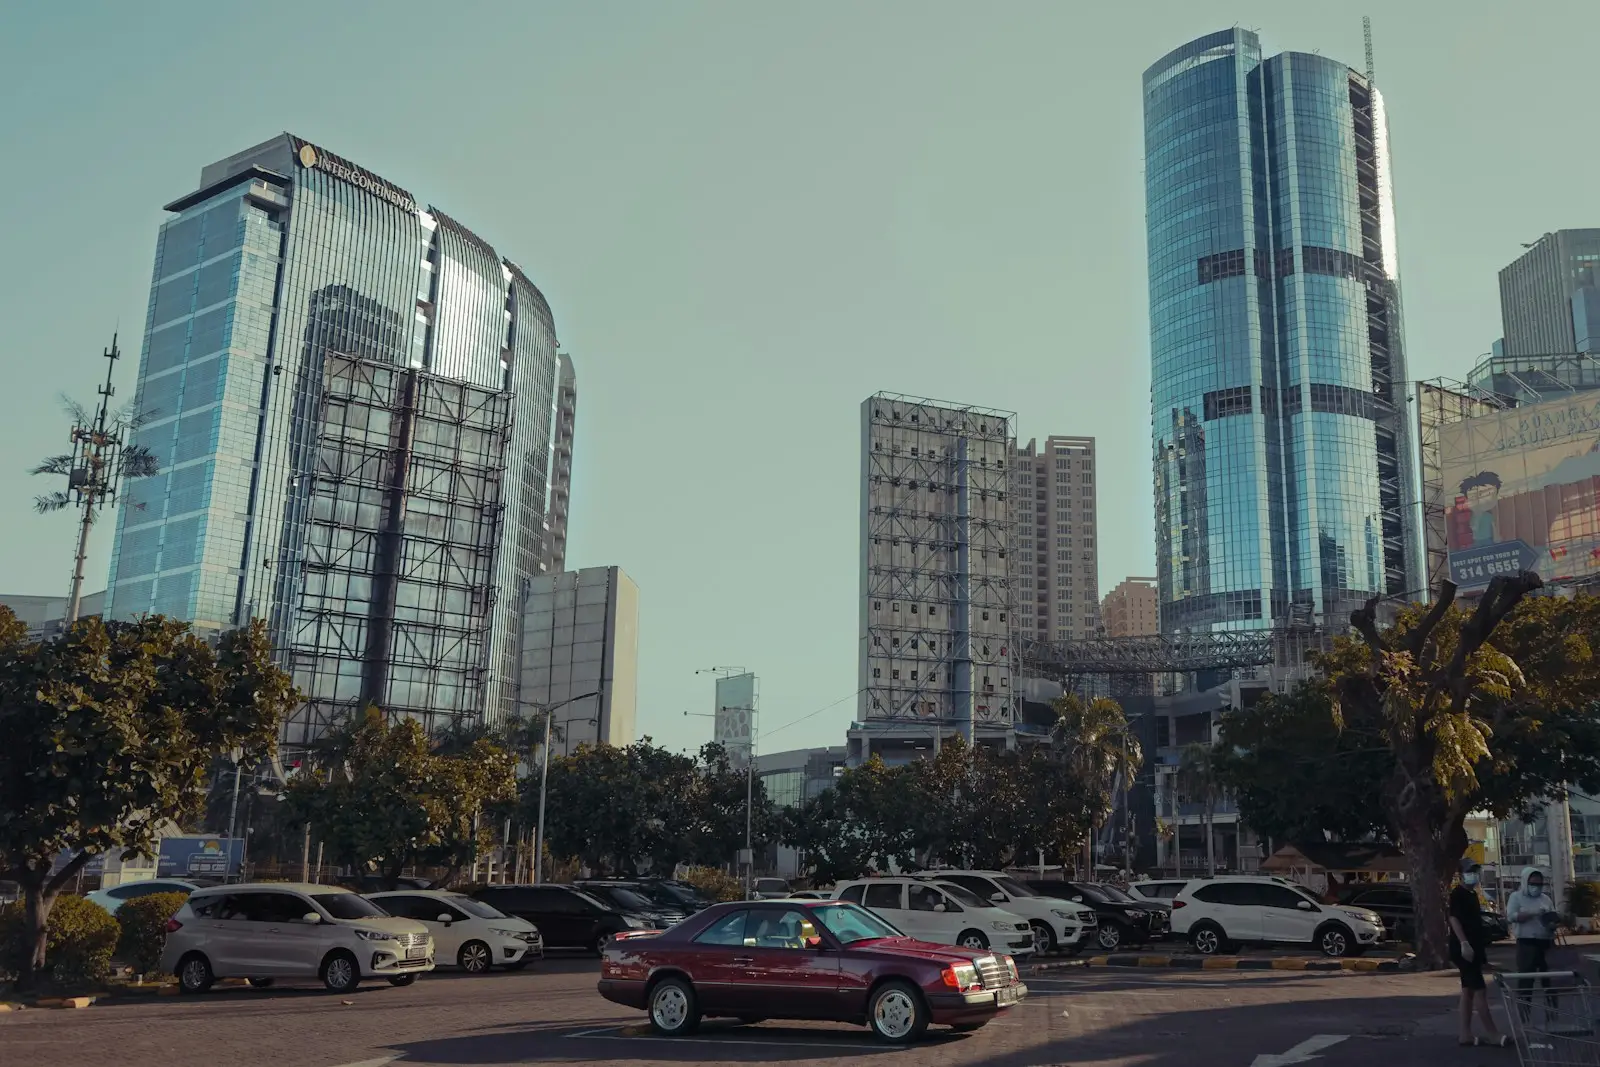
995,876 -> 1040,898
810,902 -> 903,944
1095,884 -> 1138,903
451,896 -> 508,919
312,892 -> 390,920
590,886 -> 655,911
652,883 -> 706,906
934,882 -> 989,909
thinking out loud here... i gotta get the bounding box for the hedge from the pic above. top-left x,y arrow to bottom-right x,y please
0,894 -> 120,988
116,892 -> 191,977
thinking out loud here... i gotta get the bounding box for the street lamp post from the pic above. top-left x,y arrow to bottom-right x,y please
534,691 -> 601,884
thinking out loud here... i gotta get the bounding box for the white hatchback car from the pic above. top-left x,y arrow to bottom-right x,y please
914,870 -> 1097,956
161,883 -> 435,994
368,889 -> 543,973
1169,876 -> 1385,958
837,877 -> 1035,956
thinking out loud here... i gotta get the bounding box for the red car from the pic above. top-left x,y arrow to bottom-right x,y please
597,898 -> 1028,1044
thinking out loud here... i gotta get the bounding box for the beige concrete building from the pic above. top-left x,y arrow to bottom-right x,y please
518,566 -> 638,756
1101,576 -> 1159,637
1008,436 -> 1098,644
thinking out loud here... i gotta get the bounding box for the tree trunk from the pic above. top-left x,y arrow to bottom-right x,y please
1397,807 -> 1452,968
20,880 -> 53,992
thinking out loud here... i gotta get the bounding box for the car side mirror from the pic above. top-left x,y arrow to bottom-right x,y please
1296,900 -> 1313,911
804,936 -> 824,949
1071,896 -> 1084,902
991,893 -> 1006,903
437,913 -> 453,924
301,912 -> 322,924
933,903 -> 947,913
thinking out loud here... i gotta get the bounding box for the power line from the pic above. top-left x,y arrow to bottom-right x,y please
763,688 -> 866,741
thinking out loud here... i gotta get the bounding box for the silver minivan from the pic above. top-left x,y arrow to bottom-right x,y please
160,882 -> 434,994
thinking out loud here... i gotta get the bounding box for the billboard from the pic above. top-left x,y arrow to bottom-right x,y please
1438,392 -> 1600,589
157,836 -> 244,879
713,672 -> 756,769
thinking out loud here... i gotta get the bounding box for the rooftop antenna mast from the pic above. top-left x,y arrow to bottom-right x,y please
1363,16 -> 1375,84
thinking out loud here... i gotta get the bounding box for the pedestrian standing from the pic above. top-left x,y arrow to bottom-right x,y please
1449,858 -> 1508,1047
1504,865 -> 1559,1020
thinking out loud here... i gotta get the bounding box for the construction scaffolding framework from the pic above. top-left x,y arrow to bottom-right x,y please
861,393 -> 1016,738
1414,378 -> 1509,596
284,351 -> 509,747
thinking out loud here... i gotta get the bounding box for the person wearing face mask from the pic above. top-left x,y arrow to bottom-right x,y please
1505,865 -> 1559,1019
1449,858 -> 1507,1046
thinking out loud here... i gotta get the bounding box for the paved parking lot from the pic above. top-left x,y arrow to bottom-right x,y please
0,950 -> 1542,1067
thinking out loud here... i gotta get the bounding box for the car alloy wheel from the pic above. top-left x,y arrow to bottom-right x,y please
1191,926 -> 1222,955
1097,923 -> 1122,950
1319,926 -> 1351,958
458,940 -> 492,974
179,955 -> 213,994
958,930 -> 989,950
323,951 -> 359,993
648,977 -> 699,1036
869,981 -> 928,1044
1031,920 -> 1057,955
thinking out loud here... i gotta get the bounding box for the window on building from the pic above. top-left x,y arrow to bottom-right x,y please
872,668 -> 881,679
891,670 -> 900,680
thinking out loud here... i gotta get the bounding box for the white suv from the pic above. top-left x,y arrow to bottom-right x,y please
913,870 -> 1096,955
369,889 -> 542,972
835,877 -> 1035,956
1169,877 -> 1384,958
162,883 -> 435,993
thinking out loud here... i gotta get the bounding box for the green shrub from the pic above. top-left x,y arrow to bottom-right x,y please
116,892 -> 190,976
1570,879 -> 1600,919
0,893 -> 120,988
679,866 -> 745,902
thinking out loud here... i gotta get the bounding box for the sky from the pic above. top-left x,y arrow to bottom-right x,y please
1,0 -> 1596,757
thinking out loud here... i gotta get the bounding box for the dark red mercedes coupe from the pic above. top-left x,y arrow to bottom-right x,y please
597,897 -> 1028,1043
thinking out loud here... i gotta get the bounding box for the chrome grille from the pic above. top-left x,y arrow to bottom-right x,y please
400,933 -> 427,949
975,955 -> 1008,990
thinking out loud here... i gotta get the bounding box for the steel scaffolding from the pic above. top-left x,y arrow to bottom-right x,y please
1414,378 -> 1507,596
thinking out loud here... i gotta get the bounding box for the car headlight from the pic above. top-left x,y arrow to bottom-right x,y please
623,917 -> 647,929
991,920 -> 1015,931
355,928 -> 399,942
489,927 -> 524,939
1051,909 -> 1079,921
1128,910 -> 1146,919
1004,955 -> 1019,981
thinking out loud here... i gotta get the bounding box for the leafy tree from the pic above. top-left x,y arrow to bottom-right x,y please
689,742 -> 779,869
1313,575 -> 1600,967
0,613 -> 295,990
281,707 -> 517,888
1176,743 -> 1223,876
1213,684 -> 1392,847
1050,694 -> 1142,872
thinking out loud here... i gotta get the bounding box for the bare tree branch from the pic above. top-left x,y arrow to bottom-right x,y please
1403,579 -> 1458,658
1350,596 -> 1386,654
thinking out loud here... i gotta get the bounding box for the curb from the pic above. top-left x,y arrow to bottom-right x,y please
31,996 -> 96,1009
1030,954 -> 1406,975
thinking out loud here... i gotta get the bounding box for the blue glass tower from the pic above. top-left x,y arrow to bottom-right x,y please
106,135 -> 568,743
1144,30 -> 1419,632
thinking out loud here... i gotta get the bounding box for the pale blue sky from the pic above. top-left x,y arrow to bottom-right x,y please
1,1 -> 1595,755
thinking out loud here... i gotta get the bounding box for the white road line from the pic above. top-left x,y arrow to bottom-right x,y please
565,1025 -> 901,1051
1250,1034 -> 1350,1067
325,1058 -> 396,1067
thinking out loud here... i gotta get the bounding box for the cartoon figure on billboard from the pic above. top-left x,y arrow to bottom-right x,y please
1450,471 -> 1501,549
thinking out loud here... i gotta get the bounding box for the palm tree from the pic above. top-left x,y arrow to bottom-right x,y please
1177,743 -> 1222,876
1050,694 -> 1143,876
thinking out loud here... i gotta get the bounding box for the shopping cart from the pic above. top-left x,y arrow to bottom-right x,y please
1495,971 -> 1600,1066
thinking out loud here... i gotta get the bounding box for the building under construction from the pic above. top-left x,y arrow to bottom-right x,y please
105,135 -> 574,747
854,393 -> 1015,764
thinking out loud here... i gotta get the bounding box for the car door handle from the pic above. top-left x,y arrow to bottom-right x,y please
732,957 -> 754,965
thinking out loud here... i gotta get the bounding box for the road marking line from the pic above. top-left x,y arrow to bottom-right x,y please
1251,1034 -> 1350,1067
325,1058 -> 396,1067
565,1025 -> 900,1050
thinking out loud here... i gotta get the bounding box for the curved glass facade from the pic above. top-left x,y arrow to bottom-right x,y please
106,134 -> 566,743
1144,30 -> 1418,632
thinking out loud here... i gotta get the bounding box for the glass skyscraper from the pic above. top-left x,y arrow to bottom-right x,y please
106,134 -> 571,743
1144,29 -> 1420,632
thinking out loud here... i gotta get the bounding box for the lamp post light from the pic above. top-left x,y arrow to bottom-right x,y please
534,691 -> 601,884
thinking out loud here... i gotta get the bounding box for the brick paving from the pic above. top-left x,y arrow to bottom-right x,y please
0,953 -> 1552,1067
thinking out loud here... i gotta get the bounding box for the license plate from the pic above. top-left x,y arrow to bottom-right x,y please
405,946 -> 427,960
996,986 -> 1019,1007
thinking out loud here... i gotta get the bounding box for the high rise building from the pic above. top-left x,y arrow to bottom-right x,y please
1007,436 -> 1098,643
546,354 -> 577,572
854,393 -> 1014,764
517,566 -> 638,757
1144,30 -> 1419,632
106,135 -> 572,745
1467,231 -> 1600,404
1101,577 -> 1159,638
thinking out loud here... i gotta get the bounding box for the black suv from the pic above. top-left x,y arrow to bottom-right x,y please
1025,880 -> 1167,951
471,884 -> 653,955
1337,884 -> 1509,945
575,880 -> 688,928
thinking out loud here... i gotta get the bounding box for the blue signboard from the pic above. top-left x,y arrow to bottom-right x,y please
157,836 -> 244,879
1448,540 -> 1540,587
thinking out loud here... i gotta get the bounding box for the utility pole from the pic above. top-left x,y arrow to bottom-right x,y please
31,335 -> 160,625
533,691 -> 601,884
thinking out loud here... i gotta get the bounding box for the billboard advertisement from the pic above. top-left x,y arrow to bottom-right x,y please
1438,393 -> 1600,589
157,836 -> 244,879
713,672 -> 756,769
